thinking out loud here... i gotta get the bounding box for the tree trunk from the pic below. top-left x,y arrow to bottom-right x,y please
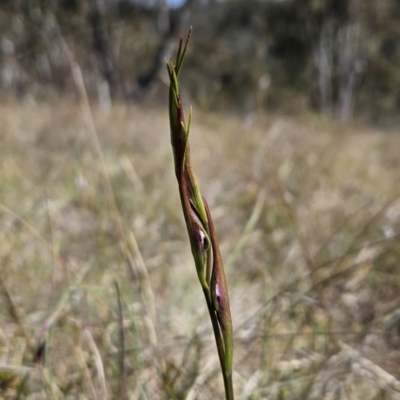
89,0 -> 125,100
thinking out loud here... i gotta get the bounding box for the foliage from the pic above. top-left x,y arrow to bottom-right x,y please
1,0 -> 400,122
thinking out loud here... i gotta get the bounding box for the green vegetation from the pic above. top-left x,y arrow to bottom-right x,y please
1,0 -> 400,123
166,29 -> 234,399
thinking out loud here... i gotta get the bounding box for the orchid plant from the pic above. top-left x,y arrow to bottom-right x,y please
166,28 -> 234,400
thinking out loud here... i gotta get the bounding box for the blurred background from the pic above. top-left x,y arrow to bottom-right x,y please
1,0 -> 400,123
1,1 -> 400,399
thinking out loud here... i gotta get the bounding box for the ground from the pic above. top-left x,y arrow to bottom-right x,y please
0,100 -> 400,399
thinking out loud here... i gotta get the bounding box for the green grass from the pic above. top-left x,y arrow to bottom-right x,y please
0,100 -> 400,399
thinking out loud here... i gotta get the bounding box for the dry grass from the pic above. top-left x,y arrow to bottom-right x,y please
0,100 -> 400,399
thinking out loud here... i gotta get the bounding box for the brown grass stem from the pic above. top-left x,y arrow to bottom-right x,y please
114,281 -> 128,400
53,26 -> 157,331
225,188 -> 266,271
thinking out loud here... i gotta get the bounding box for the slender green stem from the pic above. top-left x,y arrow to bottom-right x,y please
223,374 -> 234,400
204,289 -> 234,400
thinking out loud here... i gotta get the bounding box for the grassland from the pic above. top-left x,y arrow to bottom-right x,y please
0,100 -> 400,399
